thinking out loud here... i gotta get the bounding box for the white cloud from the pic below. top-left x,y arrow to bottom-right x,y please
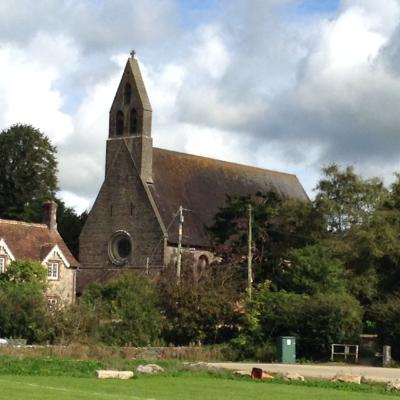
0,38 -> 74,144
2,0 -> 400,214
192,25 -> 230,80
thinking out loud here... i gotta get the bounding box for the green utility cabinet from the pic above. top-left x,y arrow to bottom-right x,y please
277,336 -> 296,364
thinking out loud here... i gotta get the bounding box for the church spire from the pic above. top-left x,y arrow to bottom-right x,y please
109,52 -> 152,138
106,52 -> 153,183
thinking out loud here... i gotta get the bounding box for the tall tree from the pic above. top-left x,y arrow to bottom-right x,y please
0,124 -> 58,221
56,199 -> 88,259
314,164 -> 387,233
208,192 -> 318,284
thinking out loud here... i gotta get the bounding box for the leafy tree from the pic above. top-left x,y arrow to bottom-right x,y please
311,165 -> 390,304
0,260 -> 49,342
208,192 -> 319,284
0,284 -> 50,342
0,124 -> 58,221
367,175 -> 400,295
278,244 -> 346,295
231,283 -> 363,360
367,296 -> 400,359
0,260 -> 46,287
314,164 -> 387,233
81,273 -> 161,346
56,199 -> 88,259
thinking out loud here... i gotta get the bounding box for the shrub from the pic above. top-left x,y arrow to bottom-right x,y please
79,273 -> 161,346
158,255 -> 241,345
367,295 -> 400,359
228,282 -> 363,360
0,260 -> 49,343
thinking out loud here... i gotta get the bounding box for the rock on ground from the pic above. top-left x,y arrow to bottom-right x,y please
332,374 -> 362,384
284,372 -> 305,381
96,370 -> 134,379
136,364 -> 165,374
386,379 -> 400,391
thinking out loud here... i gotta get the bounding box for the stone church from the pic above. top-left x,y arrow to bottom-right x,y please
78,53 -> 308,291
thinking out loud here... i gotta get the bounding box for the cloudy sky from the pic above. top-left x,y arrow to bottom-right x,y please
1,0 -> 400,212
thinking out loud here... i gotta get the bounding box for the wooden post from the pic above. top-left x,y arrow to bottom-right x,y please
176,206 -> 184,284
248,204 -> 253,299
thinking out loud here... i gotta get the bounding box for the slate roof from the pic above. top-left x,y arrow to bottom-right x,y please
0,219 -> 78,266
149,148 -> 309,248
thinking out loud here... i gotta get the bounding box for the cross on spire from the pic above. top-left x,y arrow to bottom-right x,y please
130,50 -> 136,59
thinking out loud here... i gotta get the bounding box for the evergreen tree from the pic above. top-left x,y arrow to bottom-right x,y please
0,124 -> 58,221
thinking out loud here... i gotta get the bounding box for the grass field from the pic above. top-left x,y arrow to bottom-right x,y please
1,355 -> 400,400
1,374 -> 400,400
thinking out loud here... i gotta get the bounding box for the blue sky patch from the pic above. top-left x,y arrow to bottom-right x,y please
296,0 -> 340,16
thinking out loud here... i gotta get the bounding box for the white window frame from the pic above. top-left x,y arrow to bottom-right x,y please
0,257 -> 5,273
47,262 -> 59,280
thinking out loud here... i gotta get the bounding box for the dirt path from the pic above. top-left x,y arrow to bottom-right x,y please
208,362 -> 400,382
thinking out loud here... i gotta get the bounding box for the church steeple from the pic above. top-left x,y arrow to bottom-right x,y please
107,51 -> 153,183
109,51 -> 152,138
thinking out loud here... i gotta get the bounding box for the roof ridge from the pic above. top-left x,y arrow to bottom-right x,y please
153,147 -> 298,179
0,218 -> 48,228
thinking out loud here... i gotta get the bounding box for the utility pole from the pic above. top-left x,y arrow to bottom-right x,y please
176,205 -> 184,284
247,204 -> 253,299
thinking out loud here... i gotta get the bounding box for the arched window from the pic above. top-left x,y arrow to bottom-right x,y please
124,83 -> 131,105
116,110 -> 124,135
130,108 -> 137,134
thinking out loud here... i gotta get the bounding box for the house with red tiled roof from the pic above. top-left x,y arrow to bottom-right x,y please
78,53 -> 308,292
0,201 -> 78,305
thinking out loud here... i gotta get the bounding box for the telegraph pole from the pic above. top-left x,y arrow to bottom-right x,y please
176,205 -> 184,284
247,204 -> 253,299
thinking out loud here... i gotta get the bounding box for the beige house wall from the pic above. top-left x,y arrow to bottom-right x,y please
43,251 -> 76,305
0,239 -> 75,306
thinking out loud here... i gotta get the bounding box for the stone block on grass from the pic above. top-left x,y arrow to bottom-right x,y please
137,364 -> 165,374
386,379 -> 400,391
332,374 -> 362,384
284,372 -> 305,381
96,370 -> 134,379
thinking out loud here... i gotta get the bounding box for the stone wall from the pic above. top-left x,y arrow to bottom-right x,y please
45,252 -> 76,305
80,140 -> 164,269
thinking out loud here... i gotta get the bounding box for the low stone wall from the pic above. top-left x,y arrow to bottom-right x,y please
0,344 -> 225,362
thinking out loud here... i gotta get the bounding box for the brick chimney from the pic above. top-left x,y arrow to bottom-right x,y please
43,200 -> 58,231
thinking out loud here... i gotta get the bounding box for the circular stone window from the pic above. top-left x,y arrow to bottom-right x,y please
108,230 -> 133,266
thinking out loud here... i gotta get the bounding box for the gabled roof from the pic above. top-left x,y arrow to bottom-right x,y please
149,148 -> 309,248
0,219 -> 78,266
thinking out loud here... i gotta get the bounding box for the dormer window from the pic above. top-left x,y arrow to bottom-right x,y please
124,83 -> 131,105
116,110 -> 124,135
130,108 -> 137,134
48,262 -> 59,280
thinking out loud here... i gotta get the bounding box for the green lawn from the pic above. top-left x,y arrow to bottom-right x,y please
0,374 -> 398,400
